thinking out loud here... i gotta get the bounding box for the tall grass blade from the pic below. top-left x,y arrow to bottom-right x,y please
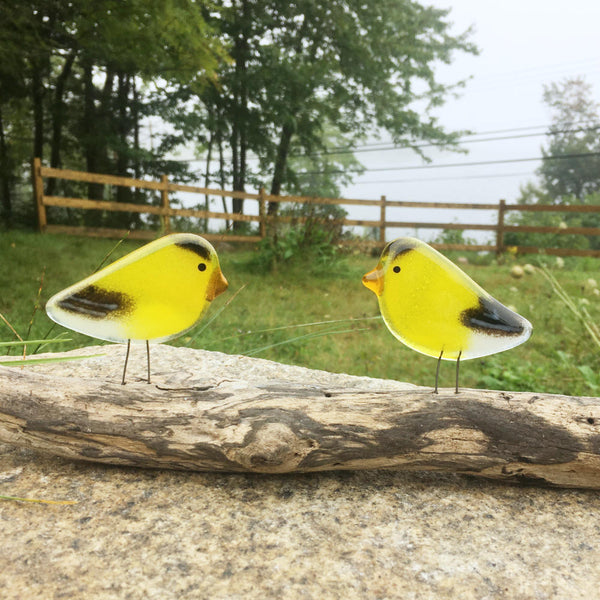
218,315 -> 381,342
244,327 -> 369,356
93,233 -> 130,273
0,339 -> 72,348
183,283 -> 248,347
0,312 -> 23,343
539,266 -> 600,349
25,267 -> 45,342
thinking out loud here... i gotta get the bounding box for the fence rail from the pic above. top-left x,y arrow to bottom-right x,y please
33,158 -> 600,257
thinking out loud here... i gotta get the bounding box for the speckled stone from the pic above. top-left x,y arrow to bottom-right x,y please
1,346 -> 600,599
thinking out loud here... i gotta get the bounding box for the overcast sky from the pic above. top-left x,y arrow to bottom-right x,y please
341,0 -> 600,242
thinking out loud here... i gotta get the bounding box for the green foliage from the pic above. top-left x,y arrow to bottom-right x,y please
504,77 -> 600,250
250,226 -> 336,272
538,77 -> 600,201
250,203 -> 346,272
576,364 -> 600,394
0,0 -> 226,228
177,0 -> 478,198
477,356 -> 546,391
432,228 -> 477,246
1,0 -> 477,233
283,124 -> 365,199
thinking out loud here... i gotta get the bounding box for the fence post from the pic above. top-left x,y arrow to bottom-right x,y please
161,174 -> 170,233
496,199 -> 506,255
259,187 -> 267,239
32,157 -> 47,232
379,195 -> 387,245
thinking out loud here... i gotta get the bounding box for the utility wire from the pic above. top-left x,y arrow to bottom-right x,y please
196,152 -> 600,185
296,125 -> 600,157
168,122 -> 600,163
297,150 -> 600,176
352,171 -> 535,185
339,120 -> 600,149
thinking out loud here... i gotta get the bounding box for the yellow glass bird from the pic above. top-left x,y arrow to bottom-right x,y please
46,233 -> 228,384
362,237 -> 532,393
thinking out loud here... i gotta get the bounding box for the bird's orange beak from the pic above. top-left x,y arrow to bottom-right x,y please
362,264 -> 384,297
206,268 -> 228,302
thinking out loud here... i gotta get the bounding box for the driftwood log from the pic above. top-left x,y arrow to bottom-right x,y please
1,349 -> 600,490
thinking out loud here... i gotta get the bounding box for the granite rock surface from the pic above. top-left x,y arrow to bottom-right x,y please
1,345 -> 599,599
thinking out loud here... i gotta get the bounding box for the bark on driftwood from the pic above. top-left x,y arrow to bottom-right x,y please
1,353 -> 600,490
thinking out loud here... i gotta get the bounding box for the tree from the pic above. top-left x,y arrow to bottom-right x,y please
504,182 -> 593,251
179,0 -> 477,225
1,0 -> 476,232
538,77 -> 600,202
0,0 -> 226,227
505,77 -> 600,250
256,0 -> 478,213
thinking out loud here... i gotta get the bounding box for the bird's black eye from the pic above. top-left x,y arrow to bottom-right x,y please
393,266 -> 401,273
198,263 -> 207,272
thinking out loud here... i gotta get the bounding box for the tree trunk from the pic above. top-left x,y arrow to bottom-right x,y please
203,127 -> 214,233
115,72 -> 130,203
47,51 -> 76,196
132,79 -> 140,181
98,68 -> 115,177
230,123 -> 244,225
268,122 -> 294,215
31,62 -> 45,163
218,130 -> 230,230
0,106 -> 12,226
132,79 -> 144,209
230,0 -> 250,229
82,59 -> 102,203
266,19 -> 312,216
1,352 -> 600,489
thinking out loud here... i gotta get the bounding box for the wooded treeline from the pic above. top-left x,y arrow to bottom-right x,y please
0,0 -> 476,229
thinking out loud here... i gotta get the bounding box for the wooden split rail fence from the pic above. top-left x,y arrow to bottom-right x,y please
33,158 -> 600,257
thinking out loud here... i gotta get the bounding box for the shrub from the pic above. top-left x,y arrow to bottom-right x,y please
250,202 -> 346,272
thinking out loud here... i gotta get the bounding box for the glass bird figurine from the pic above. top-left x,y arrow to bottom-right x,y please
362,237 -> 532,392
46,233 -> 228,384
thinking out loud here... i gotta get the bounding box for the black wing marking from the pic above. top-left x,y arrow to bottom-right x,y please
57,285 -> 132,319
461,296 -> 525,337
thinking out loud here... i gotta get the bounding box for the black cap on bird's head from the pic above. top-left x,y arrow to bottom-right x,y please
362,238 -> 419,296
381,238 -> 419,262
176,240 -> 212,261
175,236 -> 228,301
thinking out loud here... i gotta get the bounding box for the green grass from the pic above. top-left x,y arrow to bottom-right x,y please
1,230 -> 600,396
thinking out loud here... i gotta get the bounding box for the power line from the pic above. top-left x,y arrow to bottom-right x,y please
352,171 -> 535,185
168,122 -> 600,163
298,125 -> 600,157
298,150 -> 600,176
466,57 -> 600,83
307,121 -> 600,152
342,124 -> 551,150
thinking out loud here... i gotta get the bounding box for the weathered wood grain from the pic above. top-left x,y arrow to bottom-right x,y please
1,364 -> 599,488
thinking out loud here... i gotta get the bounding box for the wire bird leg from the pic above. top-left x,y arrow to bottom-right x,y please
434,350 -> 462,393
434,350 -> 443,394
121,340 -> 151,385
455,351 -> 462,394
122,339 -> 131,385
146,340 -> 151,385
